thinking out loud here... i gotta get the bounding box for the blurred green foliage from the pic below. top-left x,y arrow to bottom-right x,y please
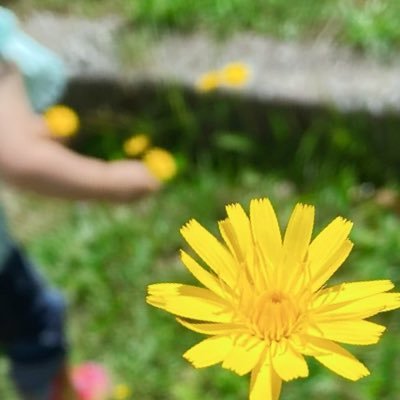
1,165 -> 399,399
342,1 -> 400,56
71,84 -> 400,188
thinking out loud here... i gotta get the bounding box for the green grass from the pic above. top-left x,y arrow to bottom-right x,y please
10,0 -> 400,56
1,167 -> 399,399
71,86 -> 400,186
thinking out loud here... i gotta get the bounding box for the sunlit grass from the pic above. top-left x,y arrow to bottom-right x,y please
1,168 -> 399,399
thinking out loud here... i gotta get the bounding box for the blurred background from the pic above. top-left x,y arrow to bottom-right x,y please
1,1 -> 400,399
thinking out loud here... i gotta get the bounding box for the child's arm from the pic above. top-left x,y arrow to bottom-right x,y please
0,65 -> 160,201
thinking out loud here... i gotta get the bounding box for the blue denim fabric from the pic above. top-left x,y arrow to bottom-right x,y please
0,248 -> 68,399
9,353 -> 66,400
0,206 -> 12,269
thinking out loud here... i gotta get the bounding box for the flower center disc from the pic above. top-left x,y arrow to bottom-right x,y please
251,291 -> 300,342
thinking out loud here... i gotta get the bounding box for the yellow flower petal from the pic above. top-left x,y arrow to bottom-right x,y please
314,292 -> 400,321
250,354 -> 282,400
146,283 -> 182,307
307,320 -> 386,345
223,203 -> 253,263
148,283 -> 212,298
219,212 -> 267,292
113,384 -> 132,400
183,336 -> 233,368
218,218 -> 242,264
250,198 -> 282,271
143,147 -> 177,181
309,217 -> 353,290
147,283 -> 233,322
180,250 -> 229,299
157,297 -> 232,322
280,204 -> 314,291
282,204 -> 314,266
271,340 -> 309,381
181,220 -> 237,286
44,105 -> 79,138
176,318 -> 248,335
312,280 -> 395,310
311,239 -> 354,293
196,71 -> 221,92
300,335 -> 370,381
222,335 -> 266,376
220,62 -> 251,87
123,134 -> 150,157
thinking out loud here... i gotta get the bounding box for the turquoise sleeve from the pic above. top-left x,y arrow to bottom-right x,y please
0,6 -> 67,111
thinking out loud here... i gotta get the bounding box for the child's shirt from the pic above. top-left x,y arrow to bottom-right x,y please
0,6 -> 66,112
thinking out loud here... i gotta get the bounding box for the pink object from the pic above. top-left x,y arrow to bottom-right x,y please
71,362 -> 112,400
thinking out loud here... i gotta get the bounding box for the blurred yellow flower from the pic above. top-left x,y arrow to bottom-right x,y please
143,147 -> 177,181
195,70 -> 222,92
123,134 -> 150,157
113,383 -> 132,400
147,199 -> 400,400
44,105 -> 79,138
195,62 -> 251,93
220,62 -> 251,87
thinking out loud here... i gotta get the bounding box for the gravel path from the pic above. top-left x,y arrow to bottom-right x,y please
24,12 -> 400,115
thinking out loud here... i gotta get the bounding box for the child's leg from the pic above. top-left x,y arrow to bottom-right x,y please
0,248 -> 74,400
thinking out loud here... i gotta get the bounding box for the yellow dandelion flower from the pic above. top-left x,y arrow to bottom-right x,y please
44,105 -> 79,138
195,70 -> 222,93
113,383 -> 132,400
143,147 -> 177,181
123,134 -> 150,157
147,199 -> 400,400
220,62 -> 251,87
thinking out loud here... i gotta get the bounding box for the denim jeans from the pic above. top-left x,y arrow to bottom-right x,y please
0,248 -> 67,399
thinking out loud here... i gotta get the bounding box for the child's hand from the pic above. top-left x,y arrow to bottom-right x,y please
106,160 -> 161,202
0,66 -> 160,202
